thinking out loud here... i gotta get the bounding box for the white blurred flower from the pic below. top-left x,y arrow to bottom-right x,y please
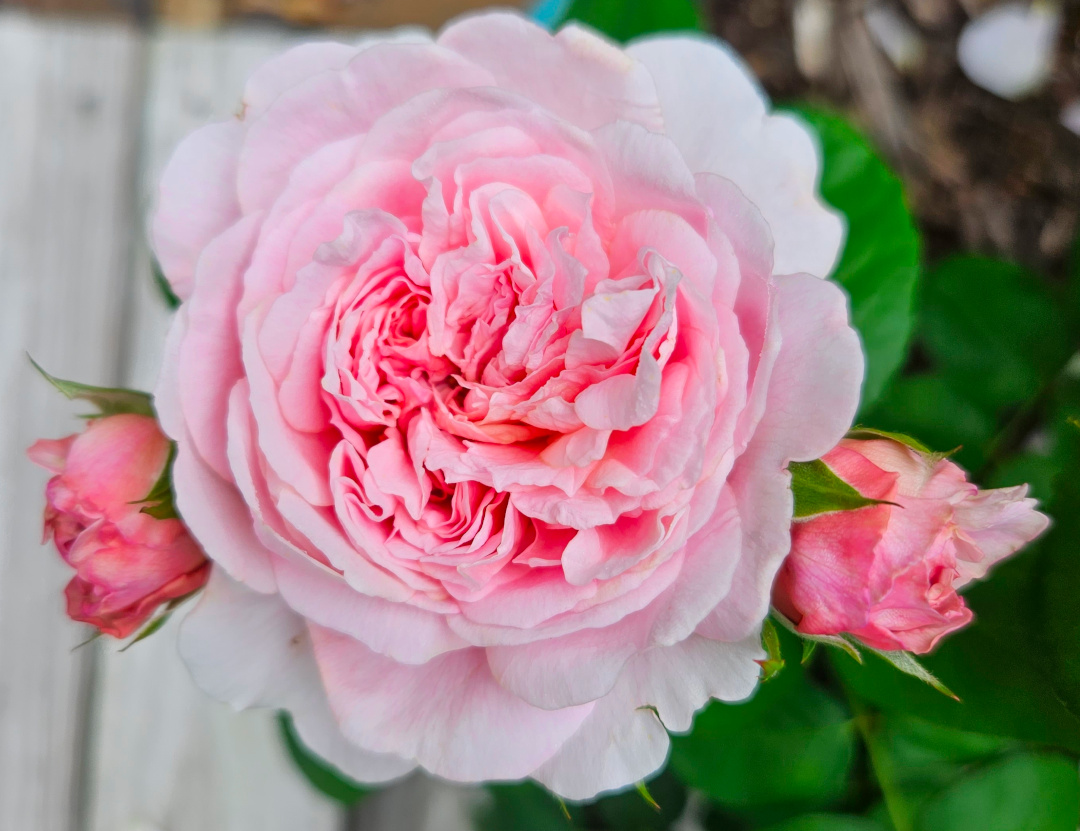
957,1 -> 1061,100
1061,99 -> 1080,136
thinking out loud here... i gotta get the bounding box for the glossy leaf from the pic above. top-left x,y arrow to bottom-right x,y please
920,256 -> 1072,416
919,753 -> 1080,831
861,374 -> 994,472
277,713 -> 370,805
558,0 -> 703,42
789,108 -> 921,410
878,715 -> 1014,793
761,816 -> 888,831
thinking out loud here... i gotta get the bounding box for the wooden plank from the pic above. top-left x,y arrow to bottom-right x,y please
0,12 -> 142,831
83,25 -> 343,831
351,776 -> 480,831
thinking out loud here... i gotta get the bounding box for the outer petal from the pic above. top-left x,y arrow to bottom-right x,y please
241,42 -> 360,120
699,273 -> 862,641
751,273 -> 864,465
152,120 -> 244,300
627,36 -> 844,278
272,555 -> 468,665
179,212 -> 262,479
179,568 -> 415,783
531,633 -> 761,800
172,425 -> 278,593
237,43 -> 494,212
439,12 -> 663,132
309,626 -> 593,782
240,29 -> 435,121
952,485 -> 1049,582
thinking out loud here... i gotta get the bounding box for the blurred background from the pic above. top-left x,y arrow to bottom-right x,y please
1,1 -> 1079,830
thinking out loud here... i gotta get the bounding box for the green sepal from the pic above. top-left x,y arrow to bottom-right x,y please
845,426 -> 933,454
860,645 -> 960,701
790,459 -> 894,519
30,357 -> 154,418
152,259 -> 181,310
757,617 -> 786,682
772,608 -> 863,664
119,613 -> 171,652
278,712 -> 370,805
135,442 -> 179,520
846,426 -> 957,466
119,592 -> 196,652
635,780 -> 661,812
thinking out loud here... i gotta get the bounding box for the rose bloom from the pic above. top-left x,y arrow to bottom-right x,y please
774,437 -> 1049,654
153,12 -> 862,797
28,414 -> 209,638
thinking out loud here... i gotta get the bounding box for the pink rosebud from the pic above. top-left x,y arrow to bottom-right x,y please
28,414 -> 208,638
774,437 -> 1049,654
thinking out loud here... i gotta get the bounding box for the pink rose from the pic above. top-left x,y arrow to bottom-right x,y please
153,12 -> 863,797
28,414 -> 209,638
774,437 -> 1049,654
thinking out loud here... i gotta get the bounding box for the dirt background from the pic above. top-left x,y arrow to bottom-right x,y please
710,0 -> 1080,279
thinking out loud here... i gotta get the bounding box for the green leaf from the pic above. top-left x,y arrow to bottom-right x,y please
985,451 -> 1059,503
477,782 -> 582,831
761,816 -> 888,831
671,629 -> 856,812
789,459 -> 890,519
878,715 -> 1014,793
277,712 -> 370,805
152,258 -> 181,310
787,107 -> 920,410
920,256 -> 1073,417
30,357 -> 154,418
559,0 -> 703,42
919,753 -> 1080,831
1032,416 -> 1080,736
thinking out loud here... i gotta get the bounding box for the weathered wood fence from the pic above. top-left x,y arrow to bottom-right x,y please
0,12 -> 480,830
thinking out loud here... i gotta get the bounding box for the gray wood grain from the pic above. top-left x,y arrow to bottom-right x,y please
1,17 -> 479,829
84,26 -> 343,831
0,12 -> 142,831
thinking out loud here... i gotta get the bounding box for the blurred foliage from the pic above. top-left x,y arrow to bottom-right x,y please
670,629 -> 856,817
